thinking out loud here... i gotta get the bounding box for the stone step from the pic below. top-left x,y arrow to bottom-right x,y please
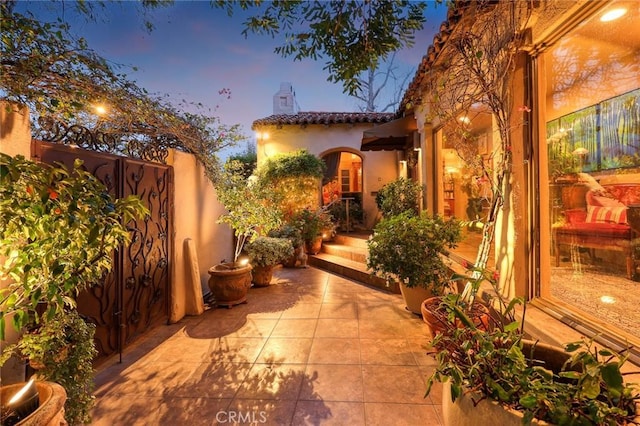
308,252 -> 400,294
331,233 -> 370,249
321,242 -> 368,264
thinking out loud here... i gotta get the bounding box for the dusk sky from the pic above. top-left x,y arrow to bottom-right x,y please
19,1 -> 448,155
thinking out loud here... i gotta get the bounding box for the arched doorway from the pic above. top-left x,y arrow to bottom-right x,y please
321,150 -> 364,232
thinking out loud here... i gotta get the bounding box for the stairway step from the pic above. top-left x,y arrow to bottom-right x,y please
322,242 -> 368,263
332,233 -> 371,249
308,252 -> 400,294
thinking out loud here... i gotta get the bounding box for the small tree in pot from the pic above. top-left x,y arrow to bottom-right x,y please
212,160 -> 283,307
366,210 -> 462,314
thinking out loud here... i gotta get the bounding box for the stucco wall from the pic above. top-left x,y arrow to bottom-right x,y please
170,151 -> 232,322
257,123 -> 399,229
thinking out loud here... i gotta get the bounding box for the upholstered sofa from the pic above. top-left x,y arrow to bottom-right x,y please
553,182 -> 640,279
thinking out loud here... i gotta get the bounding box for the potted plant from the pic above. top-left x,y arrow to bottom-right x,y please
366,210 -> 462,314
426,292 -> 640,425
212,160 -> 282,307
268,223 -> 304,268
3,310 -> 97,425
375,177 -> 424,218
0,154 -> 148,425
245,236 -> 294,286
291,208 -> 334,255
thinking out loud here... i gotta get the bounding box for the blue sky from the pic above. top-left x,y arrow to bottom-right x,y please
19,1 -> 448,154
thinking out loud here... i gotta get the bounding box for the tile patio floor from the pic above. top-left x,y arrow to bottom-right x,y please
91,266 -> 443,425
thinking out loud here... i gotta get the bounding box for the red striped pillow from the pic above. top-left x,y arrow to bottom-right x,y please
586,206 -> 628,224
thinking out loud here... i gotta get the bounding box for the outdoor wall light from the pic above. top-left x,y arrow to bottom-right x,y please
600,8 -> 627,22
94,104 -> 107,115
5,379 -> 39,421
255,131 -> 269,140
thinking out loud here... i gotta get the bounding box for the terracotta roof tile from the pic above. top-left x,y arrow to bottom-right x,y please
252,111 -> 395,129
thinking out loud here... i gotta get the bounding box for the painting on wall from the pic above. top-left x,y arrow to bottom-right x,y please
547,88 -> 640,176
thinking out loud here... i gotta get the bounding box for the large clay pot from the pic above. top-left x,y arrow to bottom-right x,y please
441,340 -> 567,426
421,296 -> 490,338
283,246 -> 303,268
251,264 -> 275,287
305,235 -> 323,255
399,283 -> 434,315
207,263 -> 252,308
0,381 -> 67,426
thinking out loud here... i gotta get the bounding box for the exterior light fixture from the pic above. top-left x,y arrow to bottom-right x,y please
458,116 -> 471,124
255,131 -> 269,140
600,8 -> 627,22
94,105 -> 107,115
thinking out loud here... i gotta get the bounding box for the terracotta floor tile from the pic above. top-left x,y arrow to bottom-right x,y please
91,266 -> 445,425
359,338 -> 418,366
318,302 -> 359,319
256,337 -> 313,364
293,400 -> 366,425
271,318 -> 318,338
280,303 -> 322,319
361,365 -> 430,404
364,402 -> 442,425
308,338 -> 361,364
226,399 -> 298,425
300,364 -> 364,401
234,364 -> 307,400
315,318 -> 359,337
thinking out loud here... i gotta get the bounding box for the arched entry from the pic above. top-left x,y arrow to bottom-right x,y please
321,150 -> 364,232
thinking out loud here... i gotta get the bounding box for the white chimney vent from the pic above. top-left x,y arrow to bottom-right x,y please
273,82 -> 297,115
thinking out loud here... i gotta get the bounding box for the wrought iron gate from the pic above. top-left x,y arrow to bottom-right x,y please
32,141 -> 173,364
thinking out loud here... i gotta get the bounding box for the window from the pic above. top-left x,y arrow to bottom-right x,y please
542,0 -> 640,341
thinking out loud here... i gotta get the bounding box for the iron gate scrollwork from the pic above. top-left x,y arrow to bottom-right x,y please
32,140 -> 173,364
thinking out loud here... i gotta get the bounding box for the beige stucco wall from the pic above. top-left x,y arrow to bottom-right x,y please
169,151 -> 232,322
257,123 -> 400,229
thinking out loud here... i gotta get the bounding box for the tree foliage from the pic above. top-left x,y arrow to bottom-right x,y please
212,0 -> 430,96
1,2 -> 245,184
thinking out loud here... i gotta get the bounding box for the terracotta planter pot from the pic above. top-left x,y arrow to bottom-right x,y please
421,296 -> 490,338
207,263 -> 252,308
1,381 -> 67,426
283,246 -> 303,268
305,236 -> 323,255
251,264 -> 275,287
441,340 -> 567,425
399,283 -> 435,315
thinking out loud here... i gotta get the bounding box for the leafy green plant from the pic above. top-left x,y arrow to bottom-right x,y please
255,149 -> 326,218
0,153 -> 148,340
366,210 -> 461,291
245,236 -> 294,267
427,317 -> 640,425
9,310 -> 97,425
268,223 -> 304,249
375,177 -> 424,217
291,208 -> 334,243
216,160 -> 283,264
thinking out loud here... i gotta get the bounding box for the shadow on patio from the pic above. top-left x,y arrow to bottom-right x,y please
90,266 -> 443,425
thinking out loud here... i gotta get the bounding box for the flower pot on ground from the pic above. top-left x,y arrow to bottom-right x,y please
268,224 -> 304,268
1,381 -> 67,426
207,262 -> 253,308
245,236 -> 293,287
421,295 -> 490,338
366,211 -> 462,314
291,208 -> 334,256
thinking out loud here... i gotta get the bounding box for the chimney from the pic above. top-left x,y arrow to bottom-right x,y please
273,82 -> 297,115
